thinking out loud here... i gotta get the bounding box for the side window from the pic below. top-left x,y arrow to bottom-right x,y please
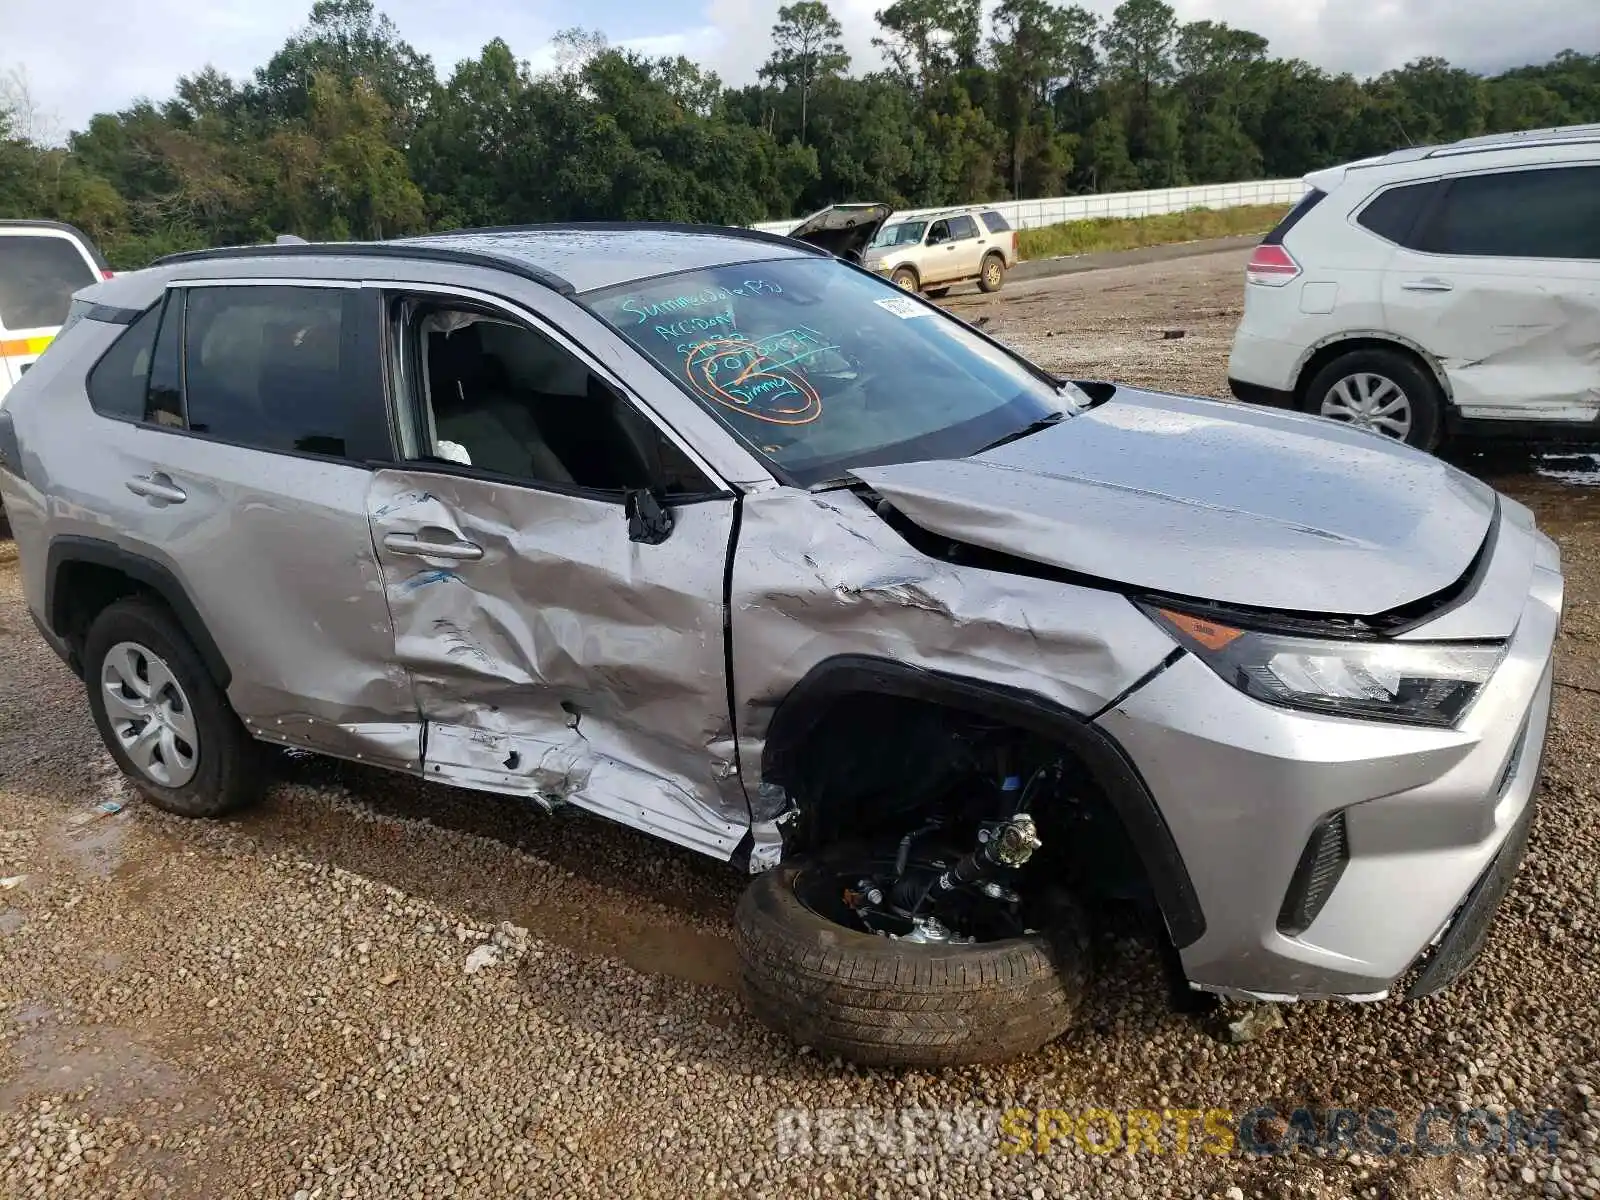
927,220 -> 952,245
1418,167 -> 1600,260
87,303 -> 161,421
981,211 -> 1012,234
145,292 -> 184,428
181,285 -> 356,456
1356,181 -> 1439,247
0,234 -> 98,331
948,215 -> 979,240
402,301 -> 714,498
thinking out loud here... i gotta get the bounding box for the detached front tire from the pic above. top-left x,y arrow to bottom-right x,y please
734,855 -> 1092,1067
83,598 -> 262,819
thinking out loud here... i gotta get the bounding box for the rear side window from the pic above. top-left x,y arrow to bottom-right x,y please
981,211 -> 1011,234
948,215 -> 979,240
1356,182 -> 1440,246
0,235 -> 97,330
181,285 -> 355,456
146,293 -> 184,427
87,304 -> 161,421
1263,188 -> 1327,245
1418,166 -> 1600,259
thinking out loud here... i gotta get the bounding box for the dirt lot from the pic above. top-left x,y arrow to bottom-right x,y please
4,248 -> 1600,1200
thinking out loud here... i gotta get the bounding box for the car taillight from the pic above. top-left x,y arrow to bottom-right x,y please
1011,230 -> 1018,257
1245,244 -> 1300,286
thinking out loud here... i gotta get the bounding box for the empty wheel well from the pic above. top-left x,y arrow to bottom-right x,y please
760,658 -> 1205,947
1294,337 -> 1447,409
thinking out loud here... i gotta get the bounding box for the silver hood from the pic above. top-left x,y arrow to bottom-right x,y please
851,387 -> 1499,617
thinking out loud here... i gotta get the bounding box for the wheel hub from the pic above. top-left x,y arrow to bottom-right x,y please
101,641 -> 199,788
1319,372 -> 1413,441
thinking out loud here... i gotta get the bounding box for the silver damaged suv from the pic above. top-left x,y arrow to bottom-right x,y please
0,225 -> 1562,1066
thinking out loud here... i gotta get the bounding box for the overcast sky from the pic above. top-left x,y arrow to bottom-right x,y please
3,0 -> 1593,137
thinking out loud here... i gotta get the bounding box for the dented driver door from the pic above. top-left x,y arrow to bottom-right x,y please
365,472 -> 750,859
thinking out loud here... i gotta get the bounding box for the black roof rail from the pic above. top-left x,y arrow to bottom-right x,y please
407,220 -> 832,257
150,240 -> 577,295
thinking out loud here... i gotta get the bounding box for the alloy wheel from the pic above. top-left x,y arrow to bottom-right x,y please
1319,372 -> 1413,441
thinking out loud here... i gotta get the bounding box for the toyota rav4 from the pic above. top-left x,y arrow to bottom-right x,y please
0,224 -> 1561,1066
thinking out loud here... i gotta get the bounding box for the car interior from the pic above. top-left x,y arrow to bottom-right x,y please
410,305 -> 706,496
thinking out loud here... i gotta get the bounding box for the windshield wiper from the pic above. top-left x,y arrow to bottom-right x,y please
974,410 -> 1068,454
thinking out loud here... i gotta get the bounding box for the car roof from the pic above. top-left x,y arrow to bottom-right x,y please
152,223 -> 826,295
1307,123 -> 1600,194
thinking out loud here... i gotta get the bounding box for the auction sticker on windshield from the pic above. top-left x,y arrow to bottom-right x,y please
874,296 -> 933,319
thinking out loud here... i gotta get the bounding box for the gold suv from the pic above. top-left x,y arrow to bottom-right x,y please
860,207 -> 1020,296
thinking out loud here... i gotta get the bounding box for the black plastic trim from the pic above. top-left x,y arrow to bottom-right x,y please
84,303 -> 144,326
29,608 -> 76,669
1227,377 -> 1297,410
45,535 -> 232,688
0,410 -> 19,479
760,653 -> 1207,947
1276,811 -> 1350,936
1405,789 -> 1538,999
151,242 -> 577,297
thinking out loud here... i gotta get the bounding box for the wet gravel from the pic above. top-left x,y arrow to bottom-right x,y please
4,249 -> 1600,1199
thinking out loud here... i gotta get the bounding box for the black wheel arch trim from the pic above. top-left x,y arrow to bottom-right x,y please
759,653 -> 1206,948
45,535 -> 232,689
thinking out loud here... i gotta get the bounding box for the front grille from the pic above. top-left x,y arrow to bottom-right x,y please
1277,812 -> 1350,937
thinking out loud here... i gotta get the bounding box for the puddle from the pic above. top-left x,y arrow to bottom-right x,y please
236,760 -> 744,993
58,813 -> 132,878
513,895 -> 738,991
1534,451 -> 1600,487
0,1005 -> 208,1114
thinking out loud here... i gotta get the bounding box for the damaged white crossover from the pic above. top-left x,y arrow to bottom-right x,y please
0,222 -> 1561,1067
1228,123 -> 1600,451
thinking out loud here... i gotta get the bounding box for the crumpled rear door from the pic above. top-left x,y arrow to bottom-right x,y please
365,468 -> 750,858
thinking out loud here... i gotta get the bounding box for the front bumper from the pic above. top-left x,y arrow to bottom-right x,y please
1095,511 -> 1562,1001
1404,775 -> 1539,998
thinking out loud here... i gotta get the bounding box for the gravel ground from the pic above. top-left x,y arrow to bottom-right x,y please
4,248 -> 1600,1200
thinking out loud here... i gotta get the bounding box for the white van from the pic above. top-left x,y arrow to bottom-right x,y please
0,221 -> 112,405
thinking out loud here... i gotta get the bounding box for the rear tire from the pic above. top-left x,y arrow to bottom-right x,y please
1301,348 -> 1444,451
734,852 -> 1092,1067
891,267 -> 919,293
978,253 -> 1006,294
83,598 -> 262,819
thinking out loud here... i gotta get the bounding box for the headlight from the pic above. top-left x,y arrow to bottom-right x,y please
1142,605 -> 1505,727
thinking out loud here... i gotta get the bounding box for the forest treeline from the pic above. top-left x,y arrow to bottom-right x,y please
2,0 -> 1596,267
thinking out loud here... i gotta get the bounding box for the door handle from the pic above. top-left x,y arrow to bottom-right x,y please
384,531 -> 483,561
1401,278 -> 1454,293
125,473 -> 187,504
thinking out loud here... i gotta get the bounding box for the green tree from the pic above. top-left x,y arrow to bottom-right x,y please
760,1 -> 849,144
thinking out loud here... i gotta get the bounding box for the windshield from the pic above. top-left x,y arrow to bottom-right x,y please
871,222 -> 925,248
585,256 -> 1066,487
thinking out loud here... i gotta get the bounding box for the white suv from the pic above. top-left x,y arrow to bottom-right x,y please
1227,124 -> 1600,450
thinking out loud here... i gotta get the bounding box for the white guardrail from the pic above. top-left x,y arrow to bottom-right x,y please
750,177 -> 1309,236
